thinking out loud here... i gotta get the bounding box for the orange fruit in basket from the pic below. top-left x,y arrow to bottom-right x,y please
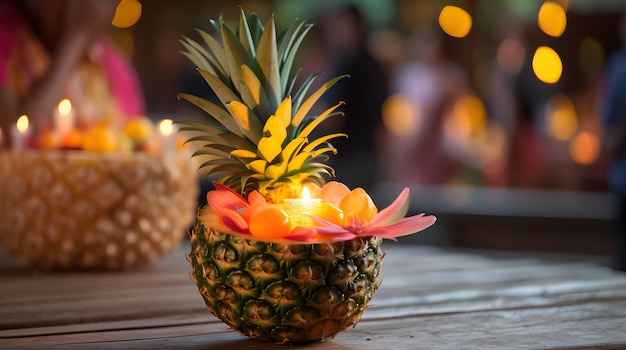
82,126 -> 118,152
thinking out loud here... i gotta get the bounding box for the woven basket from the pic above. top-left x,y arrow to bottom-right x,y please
0,150 -> 198,270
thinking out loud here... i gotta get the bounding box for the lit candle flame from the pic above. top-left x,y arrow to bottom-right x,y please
159,119 -> 174,136
16,115 -> 29,133
58,99 -> 72,116
301,187 -> 311,201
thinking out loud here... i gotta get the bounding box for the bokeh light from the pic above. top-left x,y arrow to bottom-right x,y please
438,6 -> 472,38
112,0 -> 142,28
545,94 -> 578,141
16,115 -> 29,133
382,94 -> 420,136
537,1 -> 567,37
532,46 -> 563,84
444,93 -> 487,150
569,131 -> 599,164
496,38 -> 526,75
58,99 -> 72,116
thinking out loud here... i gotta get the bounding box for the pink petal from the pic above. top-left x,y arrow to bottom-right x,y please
368,187 -> 410,227
221,208 -> 249,233
207,183 -> 248,215
285,226 -> 318,242
364,214 -> 436,239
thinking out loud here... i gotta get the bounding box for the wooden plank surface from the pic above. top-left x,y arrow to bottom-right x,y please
1,241 -> 625,349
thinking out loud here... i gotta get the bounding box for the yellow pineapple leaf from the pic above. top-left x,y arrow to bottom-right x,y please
241,64 -> 261,105
303,132 -> 347,152
248,159 -> 267,174
227,100 -> 262,142
265,161 -> 287,180
292,75 -> 348,127
231,149 -> 258,159
255,15 -> 281,106
263,115 -> 287,141
281,137 -> 307,163
275,96 -> 292,128
311,146 -> 338,157
257,136 -> 282,162
287,152 -> 311,172
297,101 -> 344,139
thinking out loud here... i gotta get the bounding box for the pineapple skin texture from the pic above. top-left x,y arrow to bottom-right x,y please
189,211 -> 384,344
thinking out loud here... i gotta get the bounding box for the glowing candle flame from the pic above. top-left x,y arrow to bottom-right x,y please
58,99 -> 72,116
159,119 -> 174,136
301,187 -> 312,202
16,115 -> 29,133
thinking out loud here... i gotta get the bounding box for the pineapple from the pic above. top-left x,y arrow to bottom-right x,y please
179,9 -> 435,344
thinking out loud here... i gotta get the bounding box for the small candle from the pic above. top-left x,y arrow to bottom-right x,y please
53,98 -> 75,136
282,187 -> 322,228
11,115 -> 30,150
158,118 -> 175,155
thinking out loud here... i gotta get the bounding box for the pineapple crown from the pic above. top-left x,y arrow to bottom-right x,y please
177,9 -> 347,203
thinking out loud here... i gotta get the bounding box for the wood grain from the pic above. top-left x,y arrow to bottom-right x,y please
1,241 -> 625,349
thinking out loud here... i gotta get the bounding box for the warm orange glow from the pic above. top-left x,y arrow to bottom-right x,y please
438,6 -> 472,38
496,38 -> 526,75
537,1 -> 567,37
532,46 -> 562,84
382,94 -> 419,136
546,94 -> 578,141
249,207 -> 291,238
569,131 -> 599,165
16,115 -> 29,133
112,0 -> 142,28
447,93 -> 487,140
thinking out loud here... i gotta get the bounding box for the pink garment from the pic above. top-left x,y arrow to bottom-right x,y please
0,1 -> 145,120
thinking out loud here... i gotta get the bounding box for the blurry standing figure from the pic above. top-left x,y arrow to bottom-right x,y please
601,15 -> 626,272
383,27 -> 467,185
318,5 -> 388,191
0,0 -> 145,148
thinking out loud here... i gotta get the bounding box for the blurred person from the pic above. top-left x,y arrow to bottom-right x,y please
600,15 -> 626,272
0,0 -> 145,148
317,4 -> 388,191
382,26 -> 467,185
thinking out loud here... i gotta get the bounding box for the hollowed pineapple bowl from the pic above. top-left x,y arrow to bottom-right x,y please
0,149 -> 198,270
189,212 -> 384,344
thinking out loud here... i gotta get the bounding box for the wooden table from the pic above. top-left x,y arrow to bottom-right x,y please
2,241 -> 626,349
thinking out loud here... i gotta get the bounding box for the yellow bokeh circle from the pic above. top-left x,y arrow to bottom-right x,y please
532,46 -> 562,84
112,0 -> 142,28
537,1 -> 567,37
438,6 -> 472,38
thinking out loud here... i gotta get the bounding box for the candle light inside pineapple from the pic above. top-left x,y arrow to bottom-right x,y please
11,115 -> 30,150
282,187 -> 322,228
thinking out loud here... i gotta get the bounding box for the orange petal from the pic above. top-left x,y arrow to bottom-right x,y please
321,181 -> 351,205
339,188 -> 378,222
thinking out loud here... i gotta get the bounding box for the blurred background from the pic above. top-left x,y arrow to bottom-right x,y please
113,0 -> 624,256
